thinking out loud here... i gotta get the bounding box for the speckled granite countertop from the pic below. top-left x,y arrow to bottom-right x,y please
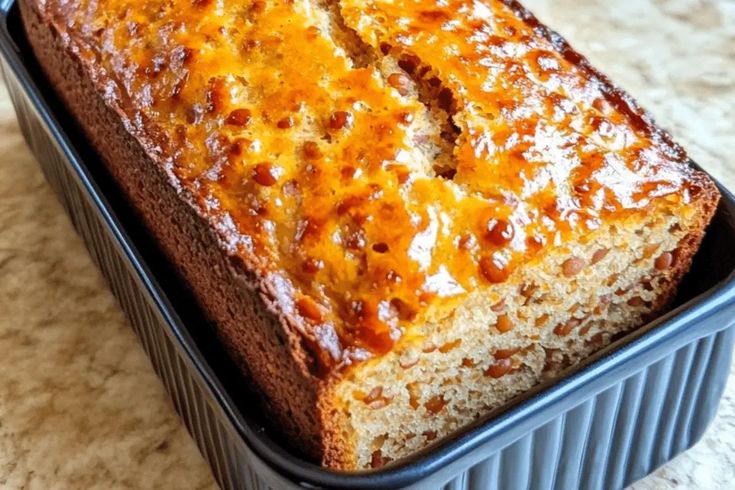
0,0 -> 733,488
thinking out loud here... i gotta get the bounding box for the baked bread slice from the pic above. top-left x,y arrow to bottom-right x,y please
21,0 -> 719,469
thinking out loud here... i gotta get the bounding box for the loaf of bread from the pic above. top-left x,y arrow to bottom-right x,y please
22,0 -> 719,469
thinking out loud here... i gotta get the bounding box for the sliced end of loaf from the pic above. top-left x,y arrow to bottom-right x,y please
322,184 -> 719,469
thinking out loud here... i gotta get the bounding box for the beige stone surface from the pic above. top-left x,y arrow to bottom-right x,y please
0,75 -> 217,489
0,0 -> 732,488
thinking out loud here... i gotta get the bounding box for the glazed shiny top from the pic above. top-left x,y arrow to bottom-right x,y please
45,0 -> 706,371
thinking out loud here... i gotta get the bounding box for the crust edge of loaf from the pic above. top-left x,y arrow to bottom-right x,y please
18,0 -> 343,464
320,183 -> 720,469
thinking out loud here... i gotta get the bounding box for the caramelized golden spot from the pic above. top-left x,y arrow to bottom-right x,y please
329,110 -> 353,130
535,314 -> 549,327
627,296 -> 645,307
387,72 -> 411,95
297,296 -> 323,323
479,255 -> 511,284
494,348 -> 520,360
302,141 -> 322,160
362,386 -> 383,404
438,339 -> 462,353
225,108 -> 251,126
494,314 -> 513,333
554,318 -> 581,337
407,382 -> 421,409
655,252 -> 674,270
484,358 -> 512,378
485,218 -> 515,246
423,430 -> 438,441
252,162 -> 279,186
424,395 -> 447,414
643,243 -> 660,258
591,248 -> 610,265
562,257 -> 586,277
461,357 -> 475,367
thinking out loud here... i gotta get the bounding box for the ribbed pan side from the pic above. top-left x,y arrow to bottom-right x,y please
438,325 -> 734,490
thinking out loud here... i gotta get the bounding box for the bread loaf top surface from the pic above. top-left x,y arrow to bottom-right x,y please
40,0 -> 712,371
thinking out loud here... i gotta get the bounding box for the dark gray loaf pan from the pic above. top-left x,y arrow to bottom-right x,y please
2,1 -> 735,488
